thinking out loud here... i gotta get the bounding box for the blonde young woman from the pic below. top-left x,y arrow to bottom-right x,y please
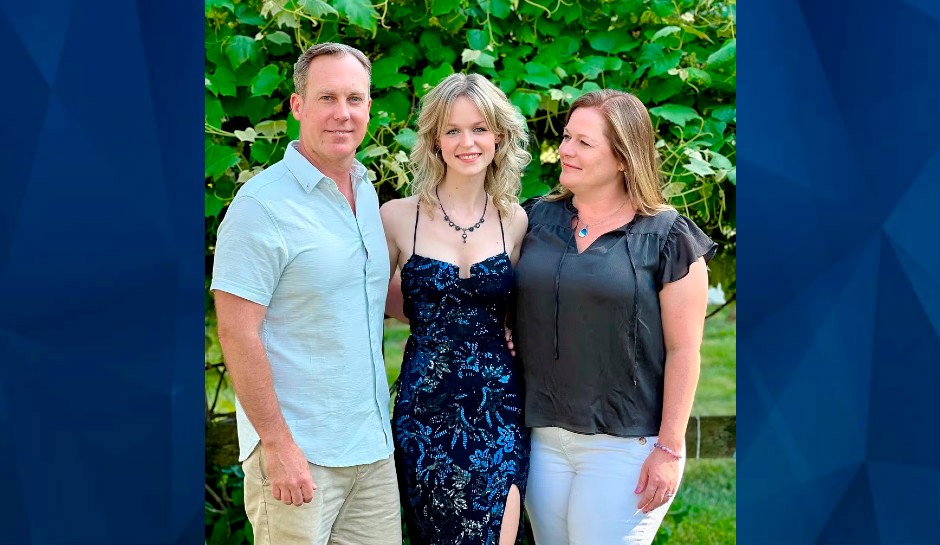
512,90 -> 717,545
380,73 -> 531,545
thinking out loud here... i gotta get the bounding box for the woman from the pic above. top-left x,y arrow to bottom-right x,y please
513,90 -> 717,544
380,73 -> 531,545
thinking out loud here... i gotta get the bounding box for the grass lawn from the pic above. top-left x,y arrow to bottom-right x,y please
653,459 -> 737,545
693,302 -> 736,416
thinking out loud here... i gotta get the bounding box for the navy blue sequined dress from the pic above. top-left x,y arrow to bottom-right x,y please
393,205 -> 529,545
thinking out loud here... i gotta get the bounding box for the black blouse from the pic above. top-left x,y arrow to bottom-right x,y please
513,198 -> 717,437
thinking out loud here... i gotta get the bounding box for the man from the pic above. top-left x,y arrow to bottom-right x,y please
211,43 -> 400,545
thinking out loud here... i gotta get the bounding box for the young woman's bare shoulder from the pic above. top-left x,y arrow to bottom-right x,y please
380,196 -> 419,232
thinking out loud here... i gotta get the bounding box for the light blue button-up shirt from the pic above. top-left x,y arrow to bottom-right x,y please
211,141 -> 393,467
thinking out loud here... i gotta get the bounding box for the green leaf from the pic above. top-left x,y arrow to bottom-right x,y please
575,56 -> 607,79
468,29 -> 488,50
651,0 -> 675,17
235,4 -> 265,25
206,0 -> 234,13
581,81 -> 601,94
206,144 -> 241,180
431,0 -> 459,16
206,95 -> 224,127
206,189 -> 226,218
234,128 -> 257,142
499,57 -> 525,88
255,120 -> 287,137
639,77 -> 684,103
333,0 -> 378,32
649,50 -> 683,77
686,68 -> 712,85
684,156 -> 715,177
389,41 -> 421,67
637,43 -> 665,65
521,62 -> 560,88
534,36 -> 579,64
420,32 -> 458,65
605,57 -> 623,71
707,39 -> 736,65
710,105 -> 736,123
372,57 -> 408,89
287,114 -> 299,140
250,65 -> 284,97
709,152 -> 733,170
651,26 -> 681,41
478,0 -> 511,18
250,139 -> 279,164
461,49 -> 496,69
298,0 -> 338,17
265,31 -> 292,46
372,89 -> 412,123
358,144 -> 389,160
559,85 -> 584,104
586,30 -> 639,54
207,66 -> 237,97
509,90 -> 541,117
226,36 -> 258,70
414,63 -> 454,97
649,104 -> 701,127
727,167 -> 736,185
520,160 -> 548,199
394,128 -> 418,150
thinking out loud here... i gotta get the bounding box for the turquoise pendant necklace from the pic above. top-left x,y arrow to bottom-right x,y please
576,200 -> 627,238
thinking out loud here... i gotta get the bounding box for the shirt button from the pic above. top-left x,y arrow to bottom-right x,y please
638,437 -> 647,445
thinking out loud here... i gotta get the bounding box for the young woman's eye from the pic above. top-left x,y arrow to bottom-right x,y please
473,127 -> 487,133
561,134 -> 571,141
446,129 -> 459,135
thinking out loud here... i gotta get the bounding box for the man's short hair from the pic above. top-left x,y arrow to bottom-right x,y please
293,43 -> 371,97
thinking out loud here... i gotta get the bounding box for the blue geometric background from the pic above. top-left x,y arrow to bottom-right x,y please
738,0 -> 940,543
0,1 -> 203,543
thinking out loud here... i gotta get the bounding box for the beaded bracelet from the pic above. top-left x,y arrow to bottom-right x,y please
654,442 -> 682,460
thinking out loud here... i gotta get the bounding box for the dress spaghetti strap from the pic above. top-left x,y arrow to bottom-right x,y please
497,208 -> 506,253
412,202 -> 420,258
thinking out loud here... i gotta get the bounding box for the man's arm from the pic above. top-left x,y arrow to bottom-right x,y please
214,290 -> 316,507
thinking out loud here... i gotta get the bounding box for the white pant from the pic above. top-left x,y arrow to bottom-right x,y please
525,427 -> 685,545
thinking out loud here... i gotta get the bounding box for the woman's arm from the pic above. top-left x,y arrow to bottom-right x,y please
380,199 -> 409,323
507,203 -> 529,266
635,257 -> 709,513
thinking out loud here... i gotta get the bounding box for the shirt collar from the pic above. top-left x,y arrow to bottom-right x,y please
283,140 -> 369,193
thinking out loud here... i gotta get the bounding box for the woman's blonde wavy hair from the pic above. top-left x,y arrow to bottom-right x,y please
410,73 -> 531,218
546,90 -> 673,217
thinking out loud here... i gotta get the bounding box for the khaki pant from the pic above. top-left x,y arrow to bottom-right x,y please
243,445 -> 401,545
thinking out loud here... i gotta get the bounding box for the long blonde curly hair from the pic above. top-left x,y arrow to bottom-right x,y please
546,90 -> 673,217
409,73 -> 531,218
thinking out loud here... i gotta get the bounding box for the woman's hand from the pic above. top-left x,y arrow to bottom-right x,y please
504,326 -> 516,357
634,448 -> 681,513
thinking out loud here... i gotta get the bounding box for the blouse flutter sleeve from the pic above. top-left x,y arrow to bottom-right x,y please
658,214 -> 718,286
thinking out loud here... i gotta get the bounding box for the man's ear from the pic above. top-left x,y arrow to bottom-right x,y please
289,93 -> 303,120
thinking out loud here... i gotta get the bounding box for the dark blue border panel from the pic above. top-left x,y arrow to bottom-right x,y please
0,1 -> 204,543
739,1 -> 940,543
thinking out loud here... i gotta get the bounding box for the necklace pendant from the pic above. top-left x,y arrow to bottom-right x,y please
578,227 -> 588,238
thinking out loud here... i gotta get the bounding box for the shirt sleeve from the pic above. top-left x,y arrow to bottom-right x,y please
210,195 -> 289,306
658,214 -> 718,286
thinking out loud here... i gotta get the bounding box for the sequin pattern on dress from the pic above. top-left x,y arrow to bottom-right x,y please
394,249 -> 530,545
